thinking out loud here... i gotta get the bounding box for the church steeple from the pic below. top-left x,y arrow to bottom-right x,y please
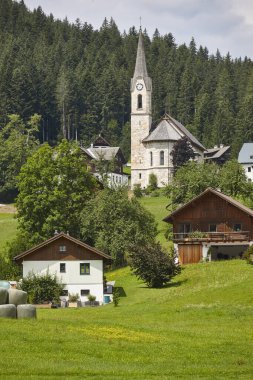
133,30 -> 148,78
131,30 -> 152,92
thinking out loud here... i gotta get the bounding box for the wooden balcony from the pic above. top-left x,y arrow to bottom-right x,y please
173,231 -> 250,243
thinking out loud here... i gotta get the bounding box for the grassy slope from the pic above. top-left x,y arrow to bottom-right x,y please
1,261 -> 253,379
0,213 -> 17,255
139,195 -> 171,247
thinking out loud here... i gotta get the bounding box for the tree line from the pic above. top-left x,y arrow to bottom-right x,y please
1,0 -> 253,161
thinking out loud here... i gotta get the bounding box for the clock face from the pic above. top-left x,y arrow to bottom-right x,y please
136,82 -> 143,91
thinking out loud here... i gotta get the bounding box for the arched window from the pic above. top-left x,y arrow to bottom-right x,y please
137,94 -> 142,109
150,152 -> 153,166
160,151 -> 164,165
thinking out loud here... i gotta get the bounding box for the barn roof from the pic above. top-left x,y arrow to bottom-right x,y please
14,232 -> 112,261
143,113 -> 205,151
163,187 -> 253,223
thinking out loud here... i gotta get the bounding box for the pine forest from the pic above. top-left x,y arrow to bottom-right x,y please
1,0 -> 253,161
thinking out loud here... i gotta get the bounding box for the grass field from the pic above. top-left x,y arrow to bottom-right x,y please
139,195 -> 171,247
0,213 -> 17,256
1,260 -> 253,379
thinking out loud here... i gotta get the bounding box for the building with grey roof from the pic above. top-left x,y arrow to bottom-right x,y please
238,143 -> 253,182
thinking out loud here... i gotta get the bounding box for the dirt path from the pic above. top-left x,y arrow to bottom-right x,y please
0,204 -> 16,213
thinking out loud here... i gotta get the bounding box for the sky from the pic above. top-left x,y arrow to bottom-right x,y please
23,0 -> 253,59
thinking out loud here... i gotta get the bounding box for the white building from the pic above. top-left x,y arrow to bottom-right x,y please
14,232 -> 112,305
238,143 -> 253,182
131,31 -> 205,189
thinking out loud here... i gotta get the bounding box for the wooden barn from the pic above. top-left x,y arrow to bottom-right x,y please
163,188 -> 253,264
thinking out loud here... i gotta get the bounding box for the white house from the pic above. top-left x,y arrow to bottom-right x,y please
238,143 -> 253,182
81,135 -> 129,188
131,31 -> 205,189
14,232 -> 112,305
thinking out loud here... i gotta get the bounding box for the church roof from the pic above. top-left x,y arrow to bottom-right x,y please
143,113 -> 205,151
131,31 -> 152,91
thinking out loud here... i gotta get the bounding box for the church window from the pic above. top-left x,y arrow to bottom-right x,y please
139,173 -> 142,179
137,94 -> 142,109
150,152 -> 153,166
248,167 -> 251,172
160,151 -> 164,165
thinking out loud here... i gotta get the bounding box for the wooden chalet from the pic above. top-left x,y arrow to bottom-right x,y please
163,188 -> 253,264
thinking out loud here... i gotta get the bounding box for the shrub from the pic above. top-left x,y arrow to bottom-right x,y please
133,184 -> 143,198
242,245 -> 253,264
112,288 -> 120,307
87,294 -> 96,302
20,272 -> 64,304
129,242 -> 181,288
68,293 -> 79,302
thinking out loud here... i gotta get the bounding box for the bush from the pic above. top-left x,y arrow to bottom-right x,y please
20,272 -> 64,304
129,242 -> 181,288
242,245 -> 253,264
68,293 -> 79,302
112,288 -> 120,307
133,184 -> 143,198
87,294 -> 96,302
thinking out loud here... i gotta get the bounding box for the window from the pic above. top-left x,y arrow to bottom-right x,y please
61,289 -> 68,296
59,245 -> 66,252
179,224 -> 191,235
248,167 -> 251,172
150,152 -> 153,166
160,151 -> 164,165
233,223 -> 242,231
60,263 -> 66,273
80,263 -> 90,275
250,155 -> 253,159
209,224 -> 217,232
81,289 -> 90,296
139,173 -> 142,179
137,94 -> 142,109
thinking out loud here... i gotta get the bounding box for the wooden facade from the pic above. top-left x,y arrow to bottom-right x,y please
164,188 -> 253,264
14,233 -> 111,263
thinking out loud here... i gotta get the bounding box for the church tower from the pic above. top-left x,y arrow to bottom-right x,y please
131,30 -> 152,189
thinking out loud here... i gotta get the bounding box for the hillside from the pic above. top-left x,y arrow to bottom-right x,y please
0,260 -> 252,378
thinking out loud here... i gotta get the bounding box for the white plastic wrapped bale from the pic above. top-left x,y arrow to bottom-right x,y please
8,289 -> 27,306
0,287 -> 8,305
0,304 -> 16,319
17,304 -> 37,319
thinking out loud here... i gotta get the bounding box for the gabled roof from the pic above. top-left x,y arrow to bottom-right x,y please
238,143 -> 253,164
204,145 -> 230,159
143,113 -> 205,151
163,187 -> 253,223
14,232 -> 112,261
81,146 -> 126,164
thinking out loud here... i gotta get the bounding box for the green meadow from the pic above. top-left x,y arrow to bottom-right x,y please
1,261 -> 253,379
0,213 -> 17,256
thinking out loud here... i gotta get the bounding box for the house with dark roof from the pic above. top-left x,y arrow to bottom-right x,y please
81,135 -> 129,188
238,143 -> 253,182
130,31 -> 205,188
204,144 -> 231,165
163,188 -> 253,264
14,232 -> 112,304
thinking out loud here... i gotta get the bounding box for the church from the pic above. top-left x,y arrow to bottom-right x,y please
131,31 -> 205,189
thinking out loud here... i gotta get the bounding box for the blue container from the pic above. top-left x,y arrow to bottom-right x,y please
0,281 -> 10,289
103,295 -> 110,304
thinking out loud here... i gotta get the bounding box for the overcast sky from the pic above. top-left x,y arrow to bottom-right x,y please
24,0 -> 253,59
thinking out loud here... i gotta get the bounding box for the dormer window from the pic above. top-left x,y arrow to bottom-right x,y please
137,94 -> 142,109
59,245 -> 66,252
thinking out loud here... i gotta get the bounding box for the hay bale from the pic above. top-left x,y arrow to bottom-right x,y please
8,289 -> 27,306
17,304 -> 37,319
0,304 -> 16,319
0,281 -> 10,289
0,287 -> 8,305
